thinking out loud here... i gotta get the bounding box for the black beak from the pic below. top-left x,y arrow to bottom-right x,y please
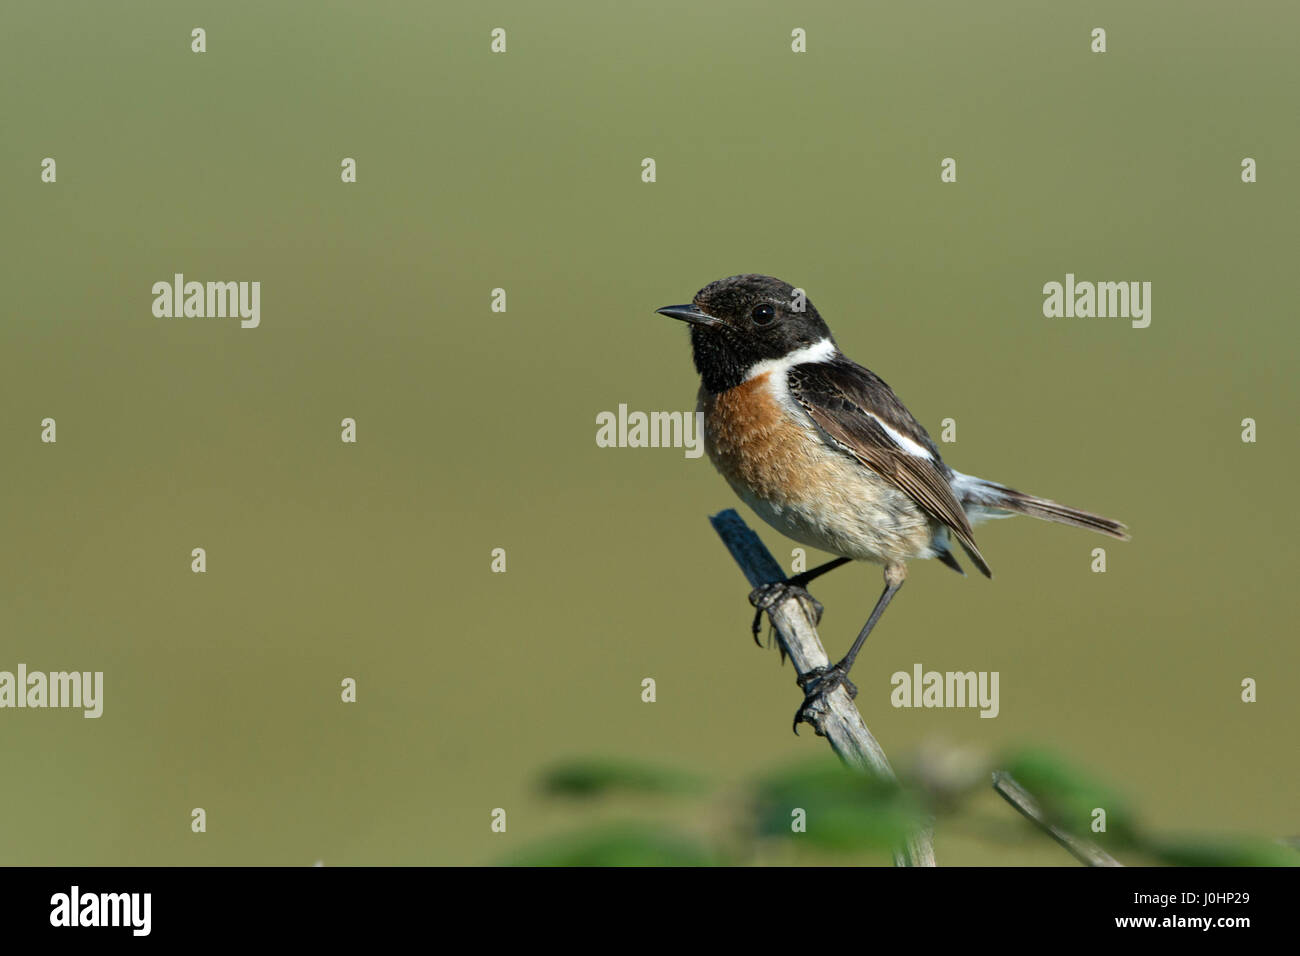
655,304 -> 721,327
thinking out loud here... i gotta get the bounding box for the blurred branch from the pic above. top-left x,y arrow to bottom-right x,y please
709,508 -> 936,867
992,770 -> 1122,866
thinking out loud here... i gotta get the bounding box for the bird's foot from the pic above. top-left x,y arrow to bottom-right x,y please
748,581 -> 824,647
792,664 -> 857,734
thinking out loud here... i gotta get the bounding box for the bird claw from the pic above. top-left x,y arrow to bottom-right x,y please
748,581 -> 825,646
791,664 -> 857,734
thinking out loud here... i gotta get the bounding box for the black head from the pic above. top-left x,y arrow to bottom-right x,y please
655,274 -> 835,393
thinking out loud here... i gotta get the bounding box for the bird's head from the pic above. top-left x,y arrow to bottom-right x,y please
656,274 -> 834,392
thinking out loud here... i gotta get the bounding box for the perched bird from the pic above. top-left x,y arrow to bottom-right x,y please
656,274 -> 1128,730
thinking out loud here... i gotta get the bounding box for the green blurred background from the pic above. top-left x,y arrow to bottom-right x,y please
1,0 -> 1296,864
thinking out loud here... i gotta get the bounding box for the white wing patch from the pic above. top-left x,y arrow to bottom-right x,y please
753,339 -> 937,463
868,413 -> 934,460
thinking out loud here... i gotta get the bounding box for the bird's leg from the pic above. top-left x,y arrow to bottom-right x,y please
794,562 -> 907,733
748,557 -> 852,646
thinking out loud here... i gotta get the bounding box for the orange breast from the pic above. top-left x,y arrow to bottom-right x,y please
698,374 -> 824,501
697,374 -> 935,563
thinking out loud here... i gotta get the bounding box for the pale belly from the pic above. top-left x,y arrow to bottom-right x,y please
721,452 -> 939,566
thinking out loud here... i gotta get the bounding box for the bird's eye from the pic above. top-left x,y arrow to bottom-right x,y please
751,304 -> 776,326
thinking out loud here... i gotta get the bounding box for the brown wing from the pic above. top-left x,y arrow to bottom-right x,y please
788,358 -> 992,577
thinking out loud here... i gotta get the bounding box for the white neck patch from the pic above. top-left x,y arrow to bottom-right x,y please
744,338 -> 836,381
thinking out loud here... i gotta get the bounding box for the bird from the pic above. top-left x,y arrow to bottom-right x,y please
655,274 -> 1129,731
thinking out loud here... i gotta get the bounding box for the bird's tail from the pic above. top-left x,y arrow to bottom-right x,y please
951,472 -> 1130,540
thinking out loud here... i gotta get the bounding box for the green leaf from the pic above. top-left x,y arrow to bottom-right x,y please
502,823 -> 717,866
539,758 -> 706,799
750,760 -> 922,853
1000,749 -> 1138,845
1143,836 -> 1300,868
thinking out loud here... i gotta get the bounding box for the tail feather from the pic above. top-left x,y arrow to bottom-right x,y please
957,537 -> 994,578
936,547 -> 966,576
952,472 -> 1130,541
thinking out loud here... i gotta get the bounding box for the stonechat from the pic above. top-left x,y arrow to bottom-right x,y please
656,274 -> 1129,730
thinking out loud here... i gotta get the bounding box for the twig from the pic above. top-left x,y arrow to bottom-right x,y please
991,771 -> 1122,866
709,509 -> 936,867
